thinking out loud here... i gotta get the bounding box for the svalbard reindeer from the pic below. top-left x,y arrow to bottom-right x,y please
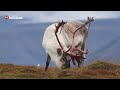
42,17 -> 94,71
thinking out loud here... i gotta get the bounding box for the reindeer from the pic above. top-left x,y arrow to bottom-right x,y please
42,17 -> 94,71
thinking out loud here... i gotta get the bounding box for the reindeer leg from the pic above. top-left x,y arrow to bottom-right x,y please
45,54 -> 51,71
75,42 -> 86,68
78,42 -> 85,67
72,59 -> 75,66
76,59 -> 81,67
81,42 -> 86,58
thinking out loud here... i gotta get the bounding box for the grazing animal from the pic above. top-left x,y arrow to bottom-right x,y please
42,17 -> 94,71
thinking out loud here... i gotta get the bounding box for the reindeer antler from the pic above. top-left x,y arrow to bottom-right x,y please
54,20 -> 67,51
66,17 -> 94,56
75,17 -> 94,33
54,18 -> 94,61
55,20 -> 66,33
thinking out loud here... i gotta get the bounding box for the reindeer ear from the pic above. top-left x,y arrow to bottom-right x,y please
57,48 -> 62,56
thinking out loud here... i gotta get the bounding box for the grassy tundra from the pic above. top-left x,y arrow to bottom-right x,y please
0,61 -> 120,79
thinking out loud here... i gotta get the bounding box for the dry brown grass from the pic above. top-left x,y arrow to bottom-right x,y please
0,61 -> 120,79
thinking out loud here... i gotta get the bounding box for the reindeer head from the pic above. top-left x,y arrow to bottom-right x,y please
55,17 -> 94,68
56,48 -> 71,69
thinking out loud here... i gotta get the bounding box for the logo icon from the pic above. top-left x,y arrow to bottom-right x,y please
4,15 -> 9,20
4,15 -> 23,20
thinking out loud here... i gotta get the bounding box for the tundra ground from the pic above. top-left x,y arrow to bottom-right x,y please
0,61 -> 120,79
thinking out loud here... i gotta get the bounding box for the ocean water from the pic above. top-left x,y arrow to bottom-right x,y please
0,18 -> 120,66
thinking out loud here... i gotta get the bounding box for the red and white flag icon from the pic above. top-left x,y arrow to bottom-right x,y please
4,15 -> 9,20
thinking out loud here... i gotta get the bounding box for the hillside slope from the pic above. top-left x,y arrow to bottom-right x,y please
0,61 -> 120,79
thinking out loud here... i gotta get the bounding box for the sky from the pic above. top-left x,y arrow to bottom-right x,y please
0,11 -> 120,23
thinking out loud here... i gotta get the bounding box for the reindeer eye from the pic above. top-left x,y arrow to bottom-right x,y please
57,48 -> 62,56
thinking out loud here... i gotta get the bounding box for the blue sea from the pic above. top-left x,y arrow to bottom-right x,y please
0,17 -> 120,66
